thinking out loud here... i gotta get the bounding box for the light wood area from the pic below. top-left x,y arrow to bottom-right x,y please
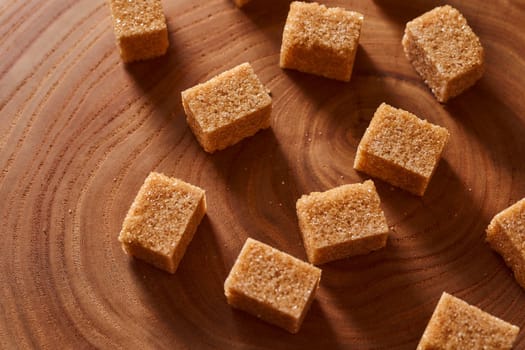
1,0 -> 524,348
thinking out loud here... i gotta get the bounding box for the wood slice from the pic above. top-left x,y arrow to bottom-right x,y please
1,0 -> 525,348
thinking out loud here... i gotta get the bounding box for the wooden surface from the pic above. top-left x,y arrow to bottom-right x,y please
1,0 -> 525,348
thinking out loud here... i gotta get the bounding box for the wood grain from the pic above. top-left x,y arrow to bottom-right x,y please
1,0 -> 525,348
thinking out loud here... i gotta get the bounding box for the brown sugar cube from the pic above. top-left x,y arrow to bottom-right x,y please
181,63 -> 272,153
279,2 -> 363,82
402,5 -> 484,102
486,198 -> 525,289
118,172 -> 206,273
417,292 -> 519,350
354,103 -> 450,196
296,180 -> 389,265
224,238 -> 321,333
108,0 -> 169,63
